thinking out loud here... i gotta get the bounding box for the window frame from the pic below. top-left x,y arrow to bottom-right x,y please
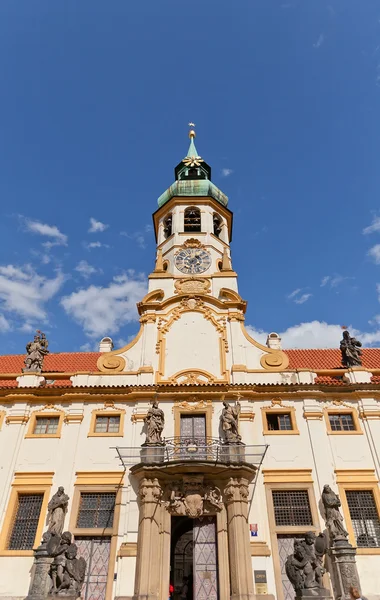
0,472 -> 53,556
88,409 -> 125,438
183,206 -> 202,233
69,477 -> 123,600
25,410 -> 64,439
336,469 -> 380,555
264,473 -> 320,600
324,408 -> 362,435
261,406 -> 299,435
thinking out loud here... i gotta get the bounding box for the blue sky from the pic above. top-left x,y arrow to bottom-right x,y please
1,0 -> 380,354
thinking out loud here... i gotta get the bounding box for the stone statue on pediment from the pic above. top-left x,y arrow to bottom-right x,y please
221,400 -> 241,443
47,487 -> 69,536
340,330 -> 362,368
23,330 -> 49,373
322,484 -> 349,541
144,400 -> 165,444
285,532 -> 327,595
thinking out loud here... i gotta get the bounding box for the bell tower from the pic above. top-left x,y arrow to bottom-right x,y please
149,126 -> 237,300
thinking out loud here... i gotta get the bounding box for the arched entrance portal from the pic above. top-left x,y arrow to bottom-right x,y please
171,516 -> 218,600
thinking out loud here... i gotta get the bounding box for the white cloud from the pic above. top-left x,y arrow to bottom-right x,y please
0,314 -> 11,332
85,241 -> 110,250
61,273 -> 147,338
24,218 -> 67,246
368,244 -> 380,264
363,216 -> 380,235
320,274 -> 352,288
313,33 -> 324,48
294,293 -> 312,305
247,320 -> 380,349
320,276 -> 330,287
222,168 -> 233,177
0,264 -> 65,322
288,288 -> 301,299
88,218 -> 109,233
120,231 -> 146,249
75,260 -> 98,279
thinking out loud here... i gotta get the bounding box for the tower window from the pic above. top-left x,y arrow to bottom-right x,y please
213,214 -> 223,237
163,214 -> 172,238
184,207 -> 201,232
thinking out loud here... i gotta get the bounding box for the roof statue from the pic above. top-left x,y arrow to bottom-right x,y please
22,330 -> 49,373
340,330 -> 362,368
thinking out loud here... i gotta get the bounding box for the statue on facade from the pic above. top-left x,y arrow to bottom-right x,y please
47,487 -> 70,536
56,544 -> 86,596
285,532 -> 327,594
48,532 -> 73,593
340,330 -> 362,368
144,400 -> 165,444
221,400 -> 241,443
23,330 -> 49,373
322,484 -> 349,541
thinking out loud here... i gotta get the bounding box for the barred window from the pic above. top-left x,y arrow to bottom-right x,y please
184,207 -> 201,232
95,415 -> 120,434
76,493 -> 116,529
33,416 -> 60,435
8,493 -> 43,550
328,413 -> 355,432
346,490 -> 380,548
272,490 -> 313,526
267,413 -> 293,431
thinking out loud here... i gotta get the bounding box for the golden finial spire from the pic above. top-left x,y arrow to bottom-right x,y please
188,122 -> 196,138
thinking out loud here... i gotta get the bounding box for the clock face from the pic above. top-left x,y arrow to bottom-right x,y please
175,247 -> 212,274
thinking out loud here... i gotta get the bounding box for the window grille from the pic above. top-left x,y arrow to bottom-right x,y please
95,415 -> 120,434
267,413 -> 292,431
76,493 -> 116,529
328,413 -> 355,431
184,207 -> 201,232
8,493 -> 43,550
213,214 -> 222,237
34,416 -> 60,435
272,490 -> 313,526
346,490 -> 380,547
163,214 -> 172,238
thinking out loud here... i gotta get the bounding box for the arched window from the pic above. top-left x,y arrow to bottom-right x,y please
213,213 -> 222,237
184,207 -> 201,233
163,214 -> 172,238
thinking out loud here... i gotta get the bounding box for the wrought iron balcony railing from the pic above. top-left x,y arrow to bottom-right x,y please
114,437 -> 268,468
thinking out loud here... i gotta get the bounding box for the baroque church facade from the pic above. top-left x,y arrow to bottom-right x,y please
0,130 -> 379,600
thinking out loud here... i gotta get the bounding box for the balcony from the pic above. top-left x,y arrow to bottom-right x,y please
114,437 -> 268,469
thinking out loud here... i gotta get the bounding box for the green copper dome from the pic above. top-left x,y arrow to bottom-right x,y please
157,130 -> 228,208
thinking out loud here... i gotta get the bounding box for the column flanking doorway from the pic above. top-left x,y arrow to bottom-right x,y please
171,516 -> 218,600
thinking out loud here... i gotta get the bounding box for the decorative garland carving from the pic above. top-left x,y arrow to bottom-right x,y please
175,278 -> 211,295
165,476 -> 223,517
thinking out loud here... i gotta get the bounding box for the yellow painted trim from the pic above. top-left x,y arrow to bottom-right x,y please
5,414 -> 29,425
0,471 -> 53,555
25,408 -> 64,438
324,408 -> 362,435
359,409 -> 380,420
173,398 -> 213,438
240,322 -> 289,371
263,469 -> 313,484
64,413 -> 84,424
118,542 -> 138,557
250,541 -> 271,556
303,410 -> 323,420
131,412 -> 147,423
74,471 -> 125,486
335,469 -> 378,484
261,406 -> 299,435
97,325 -> 144,373
88,408 -> 125,438
0,410 -> 5,430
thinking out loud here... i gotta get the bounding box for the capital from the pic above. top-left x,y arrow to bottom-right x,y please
138,477 -> 163,504
224,477 -> 249,503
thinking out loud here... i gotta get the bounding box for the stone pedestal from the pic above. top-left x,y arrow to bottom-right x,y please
25,542 -> 53,600
140,444 -> 165,464
224,477 -> 255,600
133,478 -> 163,600
221,443 -> 246,464
329,540 -> 361,600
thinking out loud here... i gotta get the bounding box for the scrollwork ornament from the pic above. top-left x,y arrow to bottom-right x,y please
139,478 -> 162,503
97,354 -> 126,373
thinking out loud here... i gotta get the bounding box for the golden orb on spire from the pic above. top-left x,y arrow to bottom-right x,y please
188,122 -> 196,138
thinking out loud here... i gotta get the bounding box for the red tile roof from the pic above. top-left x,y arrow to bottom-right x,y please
0,352 -> 101,374
284,348 -> 380,370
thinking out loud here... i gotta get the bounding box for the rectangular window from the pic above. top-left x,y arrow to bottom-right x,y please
346,490 -> 380,548
329,413 -> 355,432
8,493 -> 43,550
76,493 -> 116,529
180,414 -> 206,440
33,416 -> 60,435
95,415 -> 120,434
272,490 -> 313,527
267,413 -> 292,431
